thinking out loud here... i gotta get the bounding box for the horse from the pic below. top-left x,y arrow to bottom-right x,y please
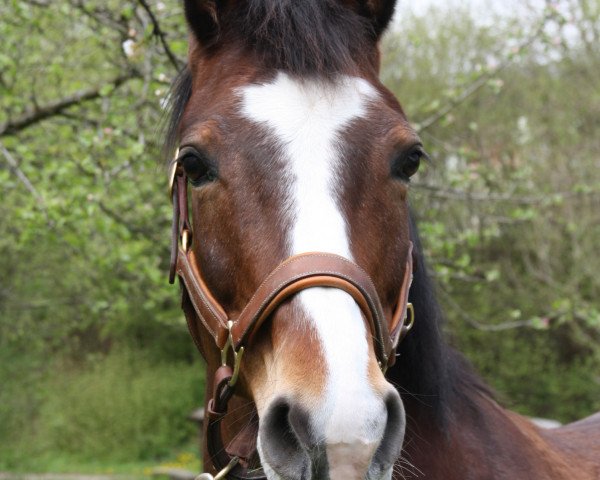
164,1 -> 600,479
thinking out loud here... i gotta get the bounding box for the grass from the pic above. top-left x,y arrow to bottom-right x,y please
0,443 -> 202,478
0,347 -> 205,474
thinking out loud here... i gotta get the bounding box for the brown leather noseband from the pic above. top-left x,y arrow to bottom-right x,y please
168,159 -> 415,480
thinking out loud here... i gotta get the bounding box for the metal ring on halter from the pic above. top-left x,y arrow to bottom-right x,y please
196,456 -> 240,480
221,321 -> 245,387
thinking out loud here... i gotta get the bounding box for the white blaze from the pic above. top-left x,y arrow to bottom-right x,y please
240,72 -> 387,462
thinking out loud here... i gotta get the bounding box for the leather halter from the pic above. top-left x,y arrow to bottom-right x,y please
168,158 -> 415,479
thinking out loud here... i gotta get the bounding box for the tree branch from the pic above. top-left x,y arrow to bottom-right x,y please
70,0 -> 129,35
0,141 -> 52,225
439,287 -> 540,332
0,73 -> 137,137
415,11 -> 553,133
20,0 -> 51,6
137,0 -> 184,71
97,200 -> 162,240
0,141 -> 44,205
413,182 -> 600,205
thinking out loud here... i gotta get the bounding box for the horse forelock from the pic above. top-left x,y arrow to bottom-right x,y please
226,0 -> 377,79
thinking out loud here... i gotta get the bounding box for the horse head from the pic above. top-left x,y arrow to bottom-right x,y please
167,1 -> 427,478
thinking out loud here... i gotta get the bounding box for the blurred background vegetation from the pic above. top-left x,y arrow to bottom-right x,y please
0,0 -> 598,475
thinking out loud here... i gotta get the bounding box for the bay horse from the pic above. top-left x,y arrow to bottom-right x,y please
165,1 -> 600,478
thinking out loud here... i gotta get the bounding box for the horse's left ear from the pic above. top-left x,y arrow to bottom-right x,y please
184,0 -> 223,47
358,0 -> 398,39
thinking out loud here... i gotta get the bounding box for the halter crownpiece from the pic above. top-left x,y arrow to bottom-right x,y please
168,155 -> 415,479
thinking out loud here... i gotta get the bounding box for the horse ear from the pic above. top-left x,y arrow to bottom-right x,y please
184,0 -> 222,46
358,0 -> 398,39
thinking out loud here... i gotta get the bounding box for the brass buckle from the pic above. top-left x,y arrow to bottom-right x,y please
379,360 -> 388,375
168,148 -> 180,201
221,320 -> 245,388
404,302 -> 415,332
195,456 -> 240,480
380,302 -> 415,374
181,229 -> 191,253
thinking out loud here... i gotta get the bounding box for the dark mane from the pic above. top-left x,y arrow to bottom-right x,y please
225,0 -> 375,78
163,66 -> 192,160
387,211 -> 495,427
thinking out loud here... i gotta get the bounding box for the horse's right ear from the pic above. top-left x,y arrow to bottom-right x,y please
184,0 -> 222,46
358,0 -> 398,39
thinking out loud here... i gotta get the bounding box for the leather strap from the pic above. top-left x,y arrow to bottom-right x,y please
177,249 -> 229,347
170,166 -> 413,366
169,181 -> 180,284
391,242 -> 414,344
178,246 -> 412,367
205,366 -> 263,479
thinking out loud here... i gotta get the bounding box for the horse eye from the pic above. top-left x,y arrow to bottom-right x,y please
392,147 -> 424,181
180,152 -> 217,186
403,151 -> 422,177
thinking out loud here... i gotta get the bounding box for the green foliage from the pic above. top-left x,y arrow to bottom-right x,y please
0,0 -> 599,473
381,1 -> 600,421
0,0 -> 188,359
0,347 -> 203,470
0,0 -> 201,470
459,326 -> 600,422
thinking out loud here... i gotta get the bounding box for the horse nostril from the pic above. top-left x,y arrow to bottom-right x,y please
259,394 -> 405,479
258,398 -> 313,480
372,389 -> 406,471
